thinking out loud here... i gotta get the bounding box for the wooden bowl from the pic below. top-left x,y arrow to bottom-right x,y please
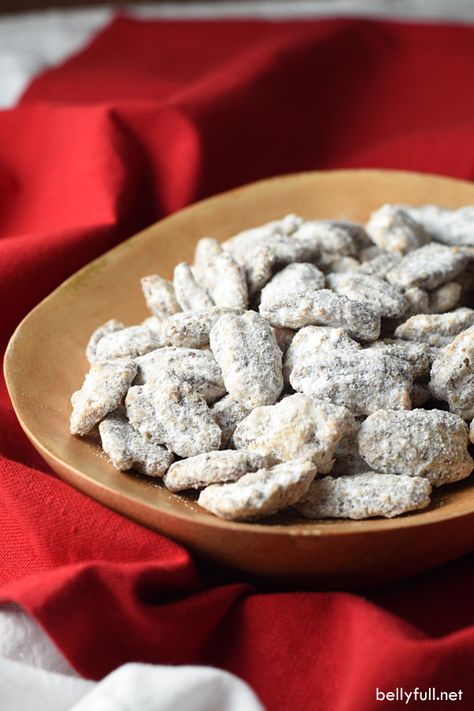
4,169 -> 474,587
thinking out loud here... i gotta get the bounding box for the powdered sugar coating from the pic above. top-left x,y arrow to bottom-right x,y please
406,205 -> 474,247
260,263 -> 325,312
402,287 -> 430,317
70,359 -> 137,436
357,252 -> 401,278
290,349 -> 412,416
284,325 -> 360,382
368,339 -> 432,379
141,316 -> 163,334
199,252 -> 249,310
318,254 -> 360,274
193,237 -> 222,275
358,245 -> 386,262
163,450 -> 270,491
295,472 -> 431,519
394,307 -> 474,347
173,262 -> 214,311
328,220 -> 372,250
141,275 -> 181,320
427,282 -> 461,314
72,205 -> 474,522
233,243 -> 275,295
210,311 -> 283,408
260,288 -> 381,341
211,394 -> 251,447
222,214 -> 305,293
125,379 -> 221,458
134,347 -> 225,403
292,221 -> 359,256
99,409 -> 173,476
223,215 -> 302,253
429,325 -> 474,420
358,408 -> 473,486
366,204 -> 428,254
198,458 -> 316,521
164,308 -> 238,348
386,243 -> 469,290
95,324 -> 164,361
86,319 -> 124,364
327,272 -> 408,318
233,394 -> 355,473
191,237 -> 221,290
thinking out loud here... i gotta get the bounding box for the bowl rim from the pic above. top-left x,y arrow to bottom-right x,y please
4,167 -> 474,540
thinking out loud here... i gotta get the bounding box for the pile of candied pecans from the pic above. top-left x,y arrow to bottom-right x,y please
70,204 -> 474,521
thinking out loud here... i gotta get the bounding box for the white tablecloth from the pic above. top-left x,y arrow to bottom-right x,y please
0,604 -> 263,710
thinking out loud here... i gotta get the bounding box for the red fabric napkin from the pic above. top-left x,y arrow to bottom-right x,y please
1,16 -> 474,710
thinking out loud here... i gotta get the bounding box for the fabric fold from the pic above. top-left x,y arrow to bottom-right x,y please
1,15 -> 473,711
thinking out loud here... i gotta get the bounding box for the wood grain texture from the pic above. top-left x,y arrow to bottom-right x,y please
4,169 -> 474,587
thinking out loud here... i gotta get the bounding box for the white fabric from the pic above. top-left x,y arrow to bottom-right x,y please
0,603 -> 76,674
71,664 -> 263,711
0,658 -> 92,711
0,606 -> 263,711
0,8 -> 110,107
0,1 -> 473,108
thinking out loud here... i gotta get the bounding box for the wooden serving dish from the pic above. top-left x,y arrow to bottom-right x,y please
4,169 -> 474,587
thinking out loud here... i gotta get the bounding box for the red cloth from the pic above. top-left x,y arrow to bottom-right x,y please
1,16 -> 474,710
